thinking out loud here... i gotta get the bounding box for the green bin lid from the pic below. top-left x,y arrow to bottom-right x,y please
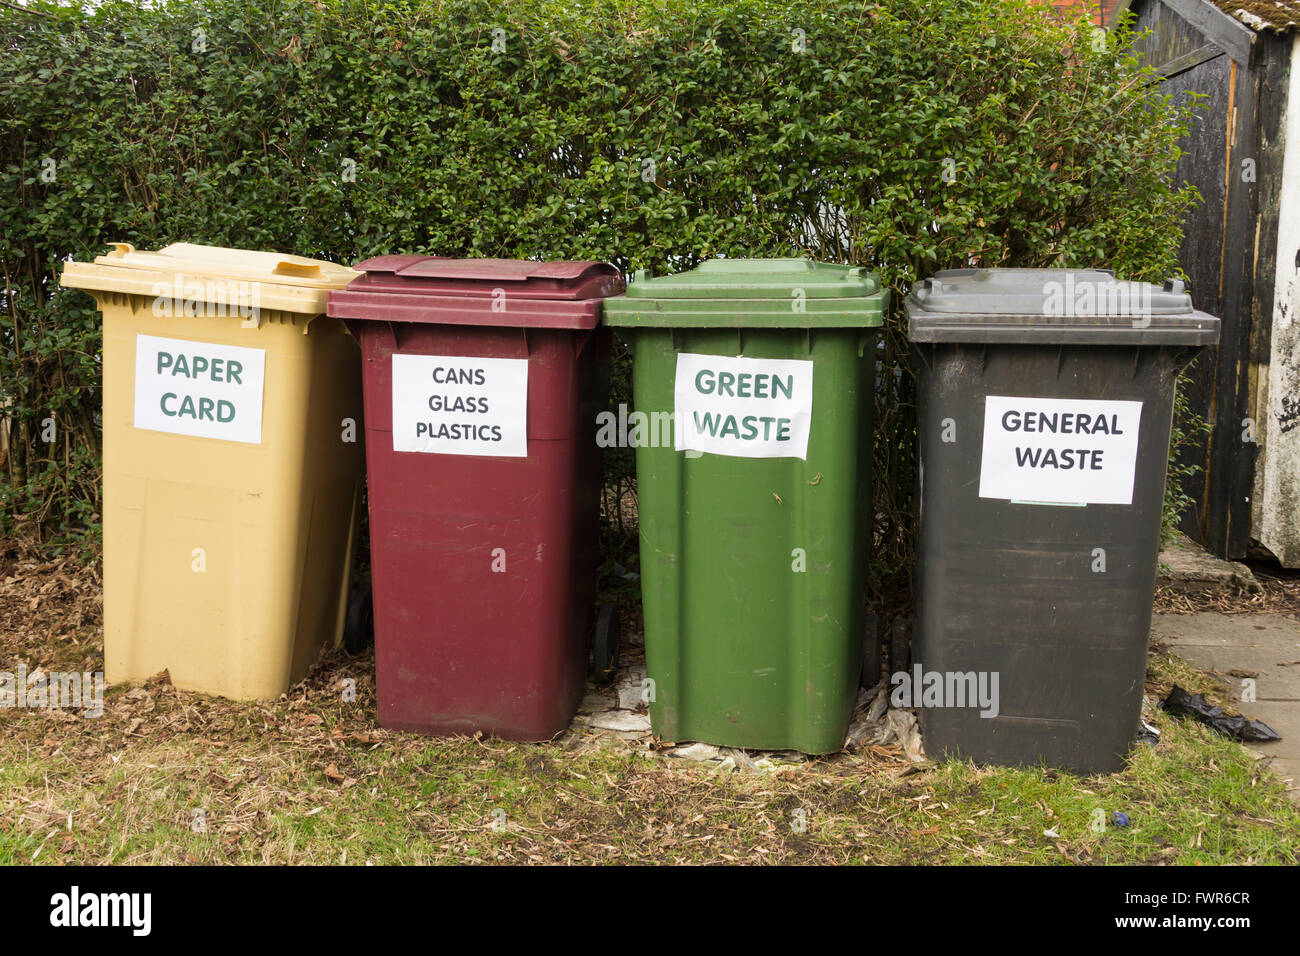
905,268 -> 1219,346
602,258 -> 886,328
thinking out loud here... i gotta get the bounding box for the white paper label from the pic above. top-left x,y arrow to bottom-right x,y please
979,395 -> 1143,505
391,353 -> 528,457
133,334 -> 266,444
674,353 -> 814,459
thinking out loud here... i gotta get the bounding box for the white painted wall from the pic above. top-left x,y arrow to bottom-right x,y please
1253,33 -> 1300,566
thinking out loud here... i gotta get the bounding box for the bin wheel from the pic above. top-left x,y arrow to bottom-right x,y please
592,605 -> 620,684
343,585 -> 374,656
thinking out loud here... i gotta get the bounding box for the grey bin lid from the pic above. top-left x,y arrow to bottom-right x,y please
906,268 -> 1220,346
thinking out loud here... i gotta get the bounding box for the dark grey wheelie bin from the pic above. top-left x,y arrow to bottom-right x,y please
907,268 -> 1219,774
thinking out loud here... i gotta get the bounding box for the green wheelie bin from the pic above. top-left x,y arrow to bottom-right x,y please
603,259 -> 886,753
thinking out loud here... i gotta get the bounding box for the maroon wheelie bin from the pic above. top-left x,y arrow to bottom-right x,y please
328,257 -> 624,739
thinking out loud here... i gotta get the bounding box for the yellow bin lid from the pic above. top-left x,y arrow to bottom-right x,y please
61,242 -> 360,317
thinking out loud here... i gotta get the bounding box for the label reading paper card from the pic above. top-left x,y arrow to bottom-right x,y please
133,334 -> 266,444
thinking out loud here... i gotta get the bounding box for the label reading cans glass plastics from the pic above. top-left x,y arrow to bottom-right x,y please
391,353 -> 528,457
674,353 -> 815,460
133,333 -> 266,444
979,395 -> 1143,505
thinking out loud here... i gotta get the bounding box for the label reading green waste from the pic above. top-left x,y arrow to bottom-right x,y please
133,334 -> 266,444
674,353 -> 814,459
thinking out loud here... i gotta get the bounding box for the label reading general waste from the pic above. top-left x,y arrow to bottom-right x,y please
391,354 -> 528,457
133,334 -> 266,444
674,353 -> 814,459
979,396 -> 1143,505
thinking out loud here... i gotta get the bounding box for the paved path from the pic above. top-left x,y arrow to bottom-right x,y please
1152,611 -> 1300,802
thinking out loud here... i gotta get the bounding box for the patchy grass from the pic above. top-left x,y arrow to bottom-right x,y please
1,669 -> 1297,864
1,543 -> 1297,864
1146,646 -> 1232,701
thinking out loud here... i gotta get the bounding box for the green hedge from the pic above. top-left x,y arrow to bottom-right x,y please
1,0 -> 1198,595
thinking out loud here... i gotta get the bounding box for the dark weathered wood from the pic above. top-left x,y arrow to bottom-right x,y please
1123,0 -> 1294,556
1131,0 -> 1224,67
1124,0 -> 1290,558
1199,56 -> 1260,557
1244,34 -> 1291,548
1159,0 -> 1257,66
1248,38 -> 1290,374
1151,16 -> 1232,545
1158,43 -> 1225,78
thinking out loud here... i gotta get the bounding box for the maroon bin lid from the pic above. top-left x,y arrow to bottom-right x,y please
328,255 -> 625,330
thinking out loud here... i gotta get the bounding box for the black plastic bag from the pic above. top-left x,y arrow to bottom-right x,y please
1161,685 -> 1282,743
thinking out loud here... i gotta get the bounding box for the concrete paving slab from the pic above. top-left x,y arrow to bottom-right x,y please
1152,611 -> 1300,800
1157,533 -> 1260,594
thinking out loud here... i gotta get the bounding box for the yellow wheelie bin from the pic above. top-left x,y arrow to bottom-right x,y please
62,243 -> 365,699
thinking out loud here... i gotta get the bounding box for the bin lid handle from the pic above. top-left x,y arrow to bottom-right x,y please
914,277 -> 943,300
273,260 -> 323,279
